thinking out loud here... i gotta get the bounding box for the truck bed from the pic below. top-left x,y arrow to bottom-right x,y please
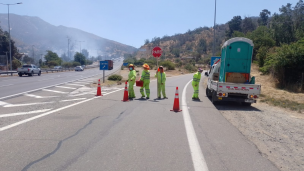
210,80 -> 261,95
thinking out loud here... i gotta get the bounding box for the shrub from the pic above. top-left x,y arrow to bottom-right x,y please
108,74 -> 122,81
159,61 -> 175,70
185,63 -> 196,72
72,62 -> 81,67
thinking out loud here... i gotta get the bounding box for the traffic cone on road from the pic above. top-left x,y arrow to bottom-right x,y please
122,81 -> 129,102
96,79 -> 103,96
170,87 -> 182,112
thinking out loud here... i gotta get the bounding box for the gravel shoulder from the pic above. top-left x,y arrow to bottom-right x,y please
216,102 -> 304,171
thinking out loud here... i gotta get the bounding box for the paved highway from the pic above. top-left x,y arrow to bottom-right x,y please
0,61 -> 122,100
0,65 -> 278,171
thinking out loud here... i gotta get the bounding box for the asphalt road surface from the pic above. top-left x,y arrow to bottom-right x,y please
0,60 -> 122,100
0,68 -> 279,171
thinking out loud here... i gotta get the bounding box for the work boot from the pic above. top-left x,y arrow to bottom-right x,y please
146,97 -> 150,99
158,97 -> 161,99
164,97 -> 168,99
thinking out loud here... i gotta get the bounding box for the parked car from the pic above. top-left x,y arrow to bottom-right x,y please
17,64 -> 41,77
54,66 -> 62,69
75,66 -> 84,71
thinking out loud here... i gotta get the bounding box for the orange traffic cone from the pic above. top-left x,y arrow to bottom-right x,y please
122,81 -> 129,102
96,79 -> 103,96
170,87 -> 182,112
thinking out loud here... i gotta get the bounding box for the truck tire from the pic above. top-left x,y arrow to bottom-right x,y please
206,87 -> 212,98
29,71 -> 33,77
18,73 -> 22,77
211,91 -> 218,105
241,102 -> 252,106
38,71 -> 41,76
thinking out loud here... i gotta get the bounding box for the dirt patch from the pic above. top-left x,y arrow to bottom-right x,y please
217,102 -> 304,171
251,64 -> 304,104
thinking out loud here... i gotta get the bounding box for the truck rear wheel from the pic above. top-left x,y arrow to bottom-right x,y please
206,88 -> 212,98
18,73 -> 22,77
212,91 -> 218,105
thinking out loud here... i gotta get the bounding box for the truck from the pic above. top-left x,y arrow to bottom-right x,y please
17,64 -> 41,77
205,37 -> 261,106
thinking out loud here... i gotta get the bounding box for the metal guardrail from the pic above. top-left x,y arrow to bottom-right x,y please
0,65 -> 99,76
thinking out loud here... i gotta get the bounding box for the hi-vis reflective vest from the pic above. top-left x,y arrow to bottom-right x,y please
140,70 -> 150,83
155,72 -> 166,84
192,72 -> 201,85
128,70 -> 136,83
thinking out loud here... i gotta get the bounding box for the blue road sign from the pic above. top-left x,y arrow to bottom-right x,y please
100,61 -> 109,70
211,56 -> 221,66
123,63 -> 128,66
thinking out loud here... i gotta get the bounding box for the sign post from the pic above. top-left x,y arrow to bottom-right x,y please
100,60 -> 110,83
152,46 -> 162,98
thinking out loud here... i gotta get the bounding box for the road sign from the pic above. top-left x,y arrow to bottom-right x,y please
211,56 -> 221,66
123,63 -> 128,66
152,46 -> 162,58
100,61 -> 109,70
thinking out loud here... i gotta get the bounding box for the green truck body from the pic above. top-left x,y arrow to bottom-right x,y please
219,37 -> 254,82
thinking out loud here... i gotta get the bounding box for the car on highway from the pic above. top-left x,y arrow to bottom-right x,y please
53,66 -> 62,69
17,64 -> 41,77
75,66 -> 84,71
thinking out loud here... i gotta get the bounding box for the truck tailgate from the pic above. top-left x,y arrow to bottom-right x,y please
217,82 -> 261,94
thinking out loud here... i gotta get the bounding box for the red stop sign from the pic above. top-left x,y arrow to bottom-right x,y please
152,46 -> 162,58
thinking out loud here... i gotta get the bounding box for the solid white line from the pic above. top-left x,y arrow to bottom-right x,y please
65,83 -> 85,86
182,80 -> 209,171
42,89 -> 69,94
24,94 -> 58,98
60,98 -> 86,102
0,84 -> 13,88
4,101 -> 54,107
0,88 -> 124,132
0,109 -> 52,118
0,101 -> 10,106
55,86 -> 77,90
0,65 -> 121,100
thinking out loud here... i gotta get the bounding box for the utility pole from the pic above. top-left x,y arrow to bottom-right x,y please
40,54 -> 43,67
212,0 -> 217,56
67,37 -> 70,60
0,2 -> 22,71
78,41 -> 85,53
32,45 -> 35,62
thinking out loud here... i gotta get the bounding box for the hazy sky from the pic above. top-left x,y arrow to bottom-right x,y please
0,0 -> 300,48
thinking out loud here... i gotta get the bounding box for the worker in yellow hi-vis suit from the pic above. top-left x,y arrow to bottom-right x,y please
192,68 -> 203,100
127,64 -> 136,99
155,66 -> 167,99
140,63 -> 150,99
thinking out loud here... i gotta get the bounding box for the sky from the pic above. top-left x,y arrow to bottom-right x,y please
0,0 -> 300,48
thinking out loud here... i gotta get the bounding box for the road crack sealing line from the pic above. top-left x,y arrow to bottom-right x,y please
21,116 -> 100,171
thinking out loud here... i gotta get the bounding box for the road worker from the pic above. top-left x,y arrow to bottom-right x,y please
155,66 -> 167,99
140,63 -> 150,99
127,64 -> 136,99
192,68 -> 203,100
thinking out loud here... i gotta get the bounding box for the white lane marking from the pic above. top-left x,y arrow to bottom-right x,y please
37,78 -> 56,82
182,80 -> 209,171
65,83 -> 85,86
0,88 -> 124,132
0,65 -> 122,100
73,82 -> 88,84
24,94 -> 58,98
0,84 -> 13,88
60,98 -> 86,102
0,101 -> 10,106
0,109 -> 52,118
4,102 -> 54,107
55,86 -> 77,90
42,89 -> 69,94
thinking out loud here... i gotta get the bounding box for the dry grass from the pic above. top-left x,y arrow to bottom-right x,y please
251,64 -> 304,104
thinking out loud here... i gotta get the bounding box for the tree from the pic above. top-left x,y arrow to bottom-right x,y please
293,0 -> 304,40
226,16 -> 243,38
144,39 -> 150,45
74,52 -> 86,65
242,17 -> 256,33
197,39 -> 207,54
258,9 -> 271,26
81,49 -> 89,58
44,50 -> 62,66
22,55 -> 34,64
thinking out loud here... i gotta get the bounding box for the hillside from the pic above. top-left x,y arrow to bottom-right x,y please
0,14 -> 137,59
